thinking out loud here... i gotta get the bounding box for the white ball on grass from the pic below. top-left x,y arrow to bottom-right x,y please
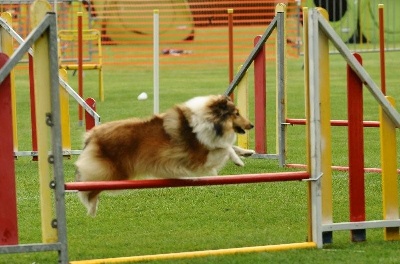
137,92 -> 148,100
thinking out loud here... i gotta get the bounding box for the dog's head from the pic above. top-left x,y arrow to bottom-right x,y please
208,95 -> 254,136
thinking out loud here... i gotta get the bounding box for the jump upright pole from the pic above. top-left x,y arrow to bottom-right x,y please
59,69 -> 71,156
85,97 -> 97,131
0,53 -> 18,245
380,96 -> 400,240
29,54 -> 38,160
78,12 -> 84,126
302,6 -> 313,243
315,8 -> 333,244
236,65 -> 249,149
306,7 -> 332,247
228,8 -> 234,87
378,4 -> 386,95
0,12 -> 18,153
253,35 -> 266,154
347,53 -> 366,242
30,0 -> 58,243
276,3 -> 287,167
153,9 -> 160,114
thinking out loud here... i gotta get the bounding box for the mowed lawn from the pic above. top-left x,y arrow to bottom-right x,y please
2,44 -> 400,264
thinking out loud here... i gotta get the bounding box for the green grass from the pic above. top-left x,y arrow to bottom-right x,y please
2,48 -> 400,263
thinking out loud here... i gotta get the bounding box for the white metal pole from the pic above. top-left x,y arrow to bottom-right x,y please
308,9 -> 323,249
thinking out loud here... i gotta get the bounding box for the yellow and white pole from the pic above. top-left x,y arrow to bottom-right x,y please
30,0 -> 58,243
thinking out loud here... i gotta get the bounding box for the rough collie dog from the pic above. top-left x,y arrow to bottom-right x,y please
75,95 -> 255,216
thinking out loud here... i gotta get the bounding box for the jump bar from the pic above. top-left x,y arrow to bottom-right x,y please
65,171 -> 310,191
285,118 -> 379,127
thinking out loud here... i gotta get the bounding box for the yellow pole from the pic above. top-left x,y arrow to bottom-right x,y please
379,96 -> 400,241
0,12 -> 18,153
70,242 -> 316,264
236,65 -> 249,149
30,0 -> 58,243
59,69 -> 71,157
317,8 -> 333,242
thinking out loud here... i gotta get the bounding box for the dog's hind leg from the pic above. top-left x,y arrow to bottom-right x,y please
78,190 -> 101,217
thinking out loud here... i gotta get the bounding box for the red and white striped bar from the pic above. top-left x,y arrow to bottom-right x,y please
286,118 -> 379,127
65,171 -> 310,191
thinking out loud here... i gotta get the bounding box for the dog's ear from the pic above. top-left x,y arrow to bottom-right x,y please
212,95 -> 232,116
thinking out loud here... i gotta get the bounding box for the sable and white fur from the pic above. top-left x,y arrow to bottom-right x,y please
75,95 -> 254,216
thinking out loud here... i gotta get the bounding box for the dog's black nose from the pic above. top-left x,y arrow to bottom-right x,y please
247,124 -> 254,130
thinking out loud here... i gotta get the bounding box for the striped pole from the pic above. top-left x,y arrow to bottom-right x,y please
253,35 -> 266,154
347,53 -> 366,242
380,96 -> 400,240
0,52 -> 18,245
285,118 -> 380,127
30,0 -> 58,243
236,65 -> 249,149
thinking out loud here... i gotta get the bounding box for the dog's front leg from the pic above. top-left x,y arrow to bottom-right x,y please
228,147 -> 244,166
232,145 -> 255,157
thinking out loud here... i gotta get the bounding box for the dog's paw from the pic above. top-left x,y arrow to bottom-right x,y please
233,158 -> 245,167
241,149 -> 255,157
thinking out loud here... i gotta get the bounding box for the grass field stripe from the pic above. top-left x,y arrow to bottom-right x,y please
69,242 -> 317,264
380,96 -> 400,241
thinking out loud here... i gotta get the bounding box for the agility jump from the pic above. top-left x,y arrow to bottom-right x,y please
0,3 -> 399,264
0,7 -> 100,158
